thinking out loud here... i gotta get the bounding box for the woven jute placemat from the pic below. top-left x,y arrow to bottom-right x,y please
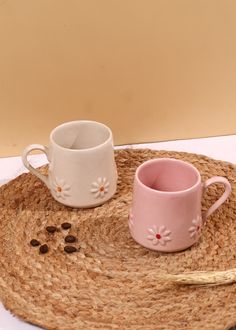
0,149 -> 235,330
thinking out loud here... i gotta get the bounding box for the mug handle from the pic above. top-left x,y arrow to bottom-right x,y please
202,176 -> 231,222
22,144 -> 50,188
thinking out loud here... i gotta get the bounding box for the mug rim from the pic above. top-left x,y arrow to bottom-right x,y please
50,120 -> 113,152
135,158 -> 201,195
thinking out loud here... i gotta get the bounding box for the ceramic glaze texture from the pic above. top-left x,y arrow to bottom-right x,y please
131,158 -> 231,252
22,121 -> 117,208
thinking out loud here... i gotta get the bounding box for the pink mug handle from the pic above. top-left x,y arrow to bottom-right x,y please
203,176 -> 231,222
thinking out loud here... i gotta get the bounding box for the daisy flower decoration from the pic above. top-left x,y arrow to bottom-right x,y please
147,225 -> 172,246
188,215 -> 202,239
52,177 -> 71,200
91,177 -> 110,199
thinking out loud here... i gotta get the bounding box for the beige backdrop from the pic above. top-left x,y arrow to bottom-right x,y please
0,0 -> 236,156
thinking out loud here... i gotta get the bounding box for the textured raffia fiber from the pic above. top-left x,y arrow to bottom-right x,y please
0,149 -> 235,330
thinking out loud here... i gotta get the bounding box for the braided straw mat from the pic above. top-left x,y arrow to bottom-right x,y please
0,149 -> 235,330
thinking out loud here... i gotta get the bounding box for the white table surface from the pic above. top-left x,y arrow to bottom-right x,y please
0,135 -> 236,330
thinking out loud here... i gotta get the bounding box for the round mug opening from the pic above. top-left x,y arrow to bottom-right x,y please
51,121 -> 112,151
137,158 -> 200,193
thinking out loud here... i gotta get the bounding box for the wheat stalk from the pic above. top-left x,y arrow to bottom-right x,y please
157,268 -> 236,286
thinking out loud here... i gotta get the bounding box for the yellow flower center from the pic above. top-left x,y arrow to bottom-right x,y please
99,186 -> 104,192
57,186 -> 62,192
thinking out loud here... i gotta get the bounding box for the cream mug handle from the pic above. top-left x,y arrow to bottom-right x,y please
22,144 -> 50,188
202,176 -> 231,222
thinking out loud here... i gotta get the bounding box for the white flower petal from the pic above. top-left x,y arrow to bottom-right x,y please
159,225 -> 166,234
104,181 -> 110,188
192,219 -> 197,225
129,220 -> 134,230
152,238 -> 159,245
148,228 -> 155,235
163,230 -> 171,236
91,182 -> 99,188
147,235 -> 155,240
91,188 -> 99,193
53,178 -> 59,186
160,239 -> 166,246
98,177 -> 102,184
100,191 -> 105,198
95,191 -> 101,199
163,236 -> 171,242
190,231 -> 196,238
63,184 -> 71,191
57,178 -> 65,186
54,191 -> 60,197
189,226 -> 195,232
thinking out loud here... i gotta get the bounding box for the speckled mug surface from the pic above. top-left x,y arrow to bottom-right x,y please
22,120 -> 117,208
130,158 -> 231,252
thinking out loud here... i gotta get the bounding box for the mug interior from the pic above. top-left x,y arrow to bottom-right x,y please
137,159 -> 200,192
51,121 -> 111,150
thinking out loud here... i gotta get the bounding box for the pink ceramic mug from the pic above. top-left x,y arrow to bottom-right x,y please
129,158 -> 231,252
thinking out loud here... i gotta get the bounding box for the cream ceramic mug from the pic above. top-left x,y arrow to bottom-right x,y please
22,120 -> 117,208
129,158 -> 231,252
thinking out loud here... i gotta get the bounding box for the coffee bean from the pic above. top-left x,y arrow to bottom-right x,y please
64,246 -> 77,253
39,244 -> 49,254
61,222 -> 71,230
65,235 -> 76,243
46,226 -> 57,233
30,239 -> 40,247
